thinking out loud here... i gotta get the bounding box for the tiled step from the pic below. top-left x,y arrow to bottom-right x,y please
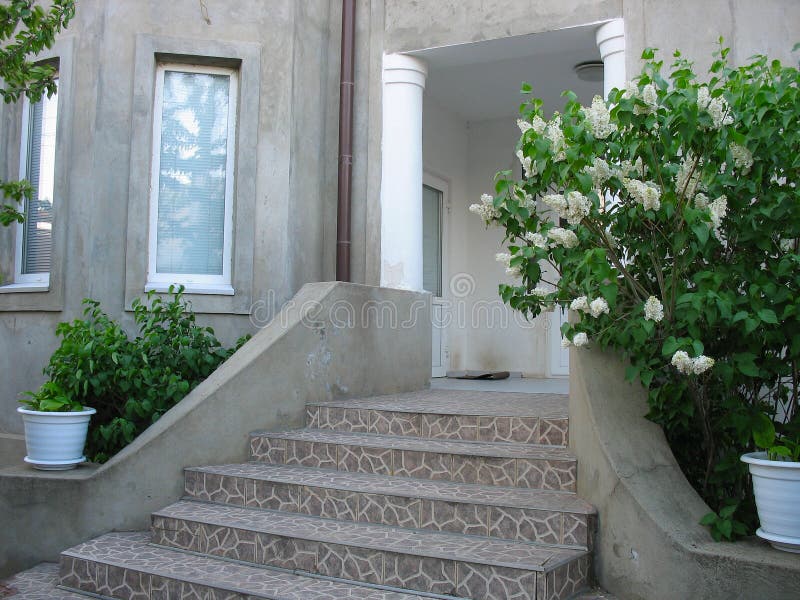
307,390 -> 569,445
249,429 -> 577,491
185,463 -> 595,548
59,531 -> 432,600
151,500 -> 590,600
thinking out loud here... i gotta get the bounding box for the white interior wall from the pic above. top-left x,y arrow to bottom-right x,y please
423,99 -> 551,377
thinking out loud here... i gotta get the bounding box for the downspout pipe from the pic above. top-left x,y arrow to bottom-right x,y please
336,0 -> 356,281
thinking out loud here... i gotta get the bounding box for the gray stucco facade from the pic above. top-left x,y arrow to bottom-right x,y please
0,0 -> 798,434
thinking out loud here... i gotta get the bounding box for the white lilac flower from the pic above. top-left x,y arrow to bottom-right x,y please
708,195 -> 727,239
623,178 -> 662,211
495,252 -> 522,277
730,143 -> 753,173
548,227 -> 579,249
707,96 -> 733,129
622,80 -> 639,100
697,86 -> 711,110
589,297 -> 610,317
516,149 -> 536,178
584,157 -> 612,190
524,231 -> 549,249
570,296 -> 590,312
644,296 -> 664,322
675,153 -> 703,199
561,337 -> 572,348
546,115 -> 567,161
517,119 -> 533,134
542,193 -> 568,218
530,286 -> 550,298
642,84 -> 658,109
573,332 -> 589,347
469,193 -> 501,222
615,157 -> 645,179
692,355 -> 715,374
780,238 -> 796,253
582,95 -> 617,139
565,190 -> 591,225
531,115 -> 547,135
693,192 -> 709,210
671,350 -> 694,375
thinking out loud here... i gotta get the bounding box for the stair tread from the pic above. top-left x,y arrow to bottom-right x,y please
188,463 -> 595,514
251,429 -> 575,460
307,389 -> 568,418
61,532 -> 430,599
154,500 -> 588,571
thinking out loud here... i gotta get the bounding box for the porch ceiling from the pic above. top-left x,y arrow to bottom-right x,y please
410,23 -> 605,121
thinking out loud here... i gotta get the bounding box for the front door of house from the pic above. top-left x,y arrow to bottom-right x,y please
423,176 -> 447,377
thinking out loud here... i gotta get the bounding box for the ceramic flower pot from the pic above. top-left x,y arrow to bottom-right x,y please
741,451 -> 800,553
17,406 -> 96,470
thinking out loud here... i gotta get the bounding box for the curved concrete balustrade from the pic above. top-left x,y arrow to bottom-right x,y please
569,347 -> 800,600
0,282 -> 431,578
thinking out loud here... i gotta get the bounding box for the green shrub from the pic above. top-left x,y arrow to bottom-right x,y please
473,43 -> 799,539
28,287 -> 250,462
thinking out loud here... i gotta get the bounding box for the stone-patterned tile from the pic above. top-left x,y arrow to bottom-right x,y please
59,556 -> 95,591
317,543 -> 383,584
203,525 -> 257,563
456,563 -> 537,600
383,553 -> 458,595
478,417 -> 540,444
94,564 -> 149,600
250,436 -> 285,463
199,472 -> 246,505
358,494 -> 421,528
537,557 -> 590,600
517,459 -> 576,491
255,534 -> 318,572
562,514 -> 589,547
325,407 -> 370,432
369,411 -> 421,436
183,469 -> 203,497
245,479 -> 300,511
420,500 -> 488,536
452,455 -> 516,486
339,445 -> 393,475
393,450 -> 452,480
151,516 -> 206,553
299,486 -> 360,520
285,440 -> 337,468
421,414 -> 478,440
151,577 -> 245,600
306,406 -> 320,428
539,418 -> 569,446
489,507 -> 561,545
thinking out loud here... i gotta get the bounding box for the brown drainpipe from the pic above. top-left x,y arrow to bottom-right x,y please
336,0 -> 356,281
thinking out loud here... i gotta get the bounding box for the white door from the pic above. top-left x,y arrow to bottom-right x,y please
423,175 -> 448,377
549,307 -> 569,376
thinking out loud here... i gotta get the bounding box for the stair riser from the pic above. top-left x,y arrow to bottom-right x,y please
184,470 -> 592,547
150,517 -> 590,600
249,436 -> 577,492
60,555 -> 246,600
307,407 -> 569,446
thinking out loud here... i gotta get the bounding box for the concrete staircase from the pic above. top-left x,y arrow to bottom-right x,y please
57,390 -> 596,599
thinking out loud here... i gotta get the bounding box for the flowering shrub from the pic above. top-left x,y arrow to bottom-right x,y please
472,44 -> 800,539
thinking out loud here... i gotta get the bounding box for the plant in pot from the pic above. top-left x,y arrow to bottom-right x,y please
17,381 -> 96,470
741,416 -> 800,552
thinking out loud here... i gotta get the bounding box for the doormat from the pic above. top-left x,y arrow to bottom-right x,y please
448,370 -> 510,380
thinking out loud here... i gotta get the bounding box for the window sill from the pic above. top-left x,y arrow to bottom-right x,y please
0,282 -> 50,294
144,283 -> 235,296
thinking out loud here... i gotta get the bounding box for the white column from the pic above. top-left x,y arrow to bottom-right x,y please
380,53 -> 427,291
596,19 -> 626,101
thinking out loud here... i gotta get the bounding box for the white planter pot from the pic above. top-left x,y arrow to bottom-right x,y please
741,451 -> 800,553
17,406 -> 96,470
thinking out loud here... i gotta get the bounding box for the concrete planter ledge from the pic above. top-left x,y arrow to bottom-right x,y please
0,282 -> 431,578
569,347 -> 800,600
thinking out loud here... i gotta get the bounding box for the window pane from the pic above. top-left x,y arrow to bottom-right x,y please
156,70 -> 230,276
422,184 -> 442,296
22,85 -> 58,274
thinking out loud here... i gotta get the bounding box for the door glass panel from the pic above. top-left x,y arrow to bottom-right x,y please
422,184 -> 442,297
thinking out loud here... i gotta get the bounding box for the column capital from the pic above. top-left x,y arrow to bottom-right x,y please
383,53 -> 428,88
596,19 -> 625,63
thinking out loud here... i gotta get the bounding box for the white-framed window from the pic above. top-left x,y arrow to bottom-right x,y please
146,63 -> 238,295
10,80 -> 59,291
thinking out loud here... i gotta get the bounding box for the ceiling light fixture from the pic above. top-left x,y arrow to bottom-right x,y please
573,61 -> 604,82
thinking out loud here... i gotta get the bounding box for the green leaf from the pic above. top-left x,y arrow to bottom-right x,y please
699,512 -> 717,526
757,308 -> 778,324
